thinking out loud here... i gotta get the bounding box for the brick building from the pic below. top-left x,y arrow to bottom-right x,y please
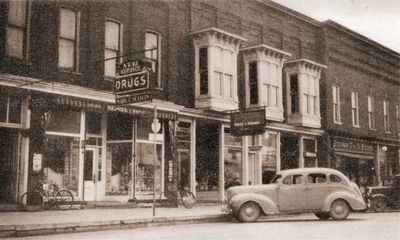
0,0 -> 398,206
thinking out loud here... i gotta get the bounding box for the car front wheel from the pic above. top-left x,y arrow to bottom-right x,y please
315,212 -> 330,220
239,201 -> 261,223
330,199 -> 350,220
371,197 -> 387,212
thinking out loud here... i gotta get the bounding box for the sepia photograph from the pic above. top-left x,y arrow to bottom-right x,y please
0,0 -> 399,239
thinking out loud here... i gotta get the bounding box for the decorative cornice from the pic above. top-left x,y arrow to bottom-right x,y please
190,27 -> 248,44
240,44 -> 291,60
285,58 -> 327,72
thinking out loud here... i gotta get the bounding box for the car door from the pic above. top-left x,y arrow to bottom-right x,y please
305,173 -> 329,210
277,174 -> 307,212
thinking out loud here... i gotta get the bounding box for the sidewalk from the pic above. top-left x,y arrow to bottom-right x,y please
0,205 -> 229,238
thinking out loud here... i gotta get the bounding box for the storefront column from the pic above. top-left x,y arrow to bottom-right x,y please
190,119 -> 196,196
299,136 -> 304,168
20,99 -> 30,199
276,132 -> 281,171
218,124 -> 225,202
100,111 -> 107,200
243,136 -> 249,185
78,111 -> 86,199
256,135 -> 262,185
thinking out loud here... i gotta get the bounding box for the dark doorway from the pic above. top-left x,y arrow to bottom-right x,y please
280,136 -> 299,170
0,128 -> 19,203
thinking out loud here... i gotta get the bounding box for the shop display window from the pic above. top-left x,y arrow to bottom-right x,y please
262,133 -> 277,184
136,143 -> 162,193
106,143 -> 132,195
177,121 -> 191,189
86,112 -> 101,135
224,128 -> 243,189
304,138 -> 317,167
45,136 -> 79,196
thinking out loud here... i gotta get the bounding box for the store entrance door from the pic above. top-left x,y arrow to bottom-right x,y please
84,147 -> 98,201
0,128 -> 19,203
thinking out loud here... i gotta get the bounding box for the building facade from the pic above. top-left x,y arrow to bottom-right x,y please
319,21 -> 400,187
0,0 -> 398,206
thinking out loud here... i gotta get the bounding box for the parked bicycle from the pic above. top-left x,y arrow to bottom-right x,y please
19,183 -> 74,211
159,188 -> 196,209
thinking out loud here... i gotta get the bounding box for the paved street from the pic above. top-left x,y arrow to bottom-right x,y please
11,212 -> 399,240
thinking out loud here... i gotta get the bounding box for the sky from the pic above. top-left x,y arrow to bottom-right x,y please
271,0 -> 400,53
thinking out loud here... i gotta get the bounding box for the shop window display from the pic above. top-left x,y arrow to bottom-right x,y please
136,143 -> 162,194
45,136 -> 79,196
224,128 -> 243,189
262,133 -> 277,184
106,143 -> 132,195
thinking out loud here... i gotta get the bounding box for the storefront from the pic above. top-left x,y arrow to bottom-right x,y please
0,92 -> 29,204
329,137 -> 399,187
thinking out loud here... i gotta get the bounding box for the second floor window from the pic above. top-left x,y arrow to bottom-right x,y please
58,8 -> 79,71
351,91 -> 359,126
304,76 -> 318,115
383,100 -> 390,132
368,95 -> 375,129
332,85 -> 341,123
145,31 -> 161,88
199,48 -> 208,95
290,74 -> 299,114
249,62 -> 258,104
104,20 -> 121,77
6,0 -> 29,59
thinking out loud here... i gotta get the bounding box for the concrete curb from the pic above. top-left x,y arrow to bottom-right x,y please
0,214 -> 230,238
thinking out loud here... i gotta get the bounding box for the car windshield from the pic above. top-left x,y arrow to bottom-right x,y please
271,174 -> 282,184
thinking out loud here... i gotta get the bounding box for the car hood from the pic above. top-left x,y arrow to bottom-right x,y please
226,184 -> 276,201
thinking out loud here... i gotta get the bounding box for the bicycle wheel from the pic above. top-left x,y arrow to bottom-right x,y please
55,190 -> 74,210
19,191 -> 44,211
180,190 -> 195,209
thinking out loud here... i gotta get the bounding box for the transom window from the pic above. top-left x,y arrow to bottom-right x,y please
0,96 -> 22,125
351,91 -> 359,127
104,20 -> 122,78
145,31 -> 161,88
6,0 -> 29,59
58,8 -> 79,71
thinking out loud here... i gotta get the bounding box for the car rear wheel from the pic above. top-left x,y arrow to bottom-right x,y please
330,199 -> 350,220
239,201 -> 261,223
315,212 -> 330,220
371,197 -> 387,212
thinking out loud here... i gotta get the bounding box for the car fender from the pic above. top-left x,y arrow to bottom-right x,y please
230,193 -> 279,215
322,191 -> 366,212
371,194 -> 395,205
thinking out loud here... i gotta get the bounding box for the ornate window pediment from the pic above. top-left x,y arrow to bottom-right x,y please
191,28 -> 247,111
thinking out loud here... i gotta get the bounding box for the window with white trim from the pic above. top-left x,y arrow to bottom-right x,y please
145,31 -> 161,88
383,100 -> 390,132
262,63 -> 279,107
351,91 -> 359,126
104,20 -> 122,78
211,47 -> 235,98
368,95 -> 375,129
0,96 -> 22,125
303,76 -> 318,115
58,8 -> 79,71
332,85 -> 341,123
6,0 -> 29,59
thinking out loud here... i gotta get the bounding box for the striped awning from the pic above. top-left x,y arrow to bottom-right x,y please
53,96 -> 103,111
